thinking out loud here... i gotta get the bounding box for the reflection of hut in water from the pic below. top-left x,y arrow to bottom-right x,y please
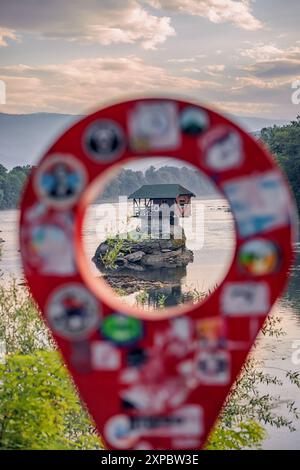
146,285 -> 183,308
129,184 -> 195,237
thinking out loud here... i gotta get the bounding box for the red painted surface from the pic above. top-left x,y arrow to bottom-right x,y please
20,98 -> 297,450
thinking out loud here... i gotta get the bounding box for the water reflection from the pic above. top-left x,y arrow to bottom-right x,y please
283,246 -> 300,310
100,265 -> 201,309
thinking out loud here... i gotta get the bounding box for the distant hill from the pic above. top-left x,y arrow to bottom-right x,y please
0,112 -> 289,169
1,117 -> 299,211
227,115 -> 289,134
0,113 -> 81,169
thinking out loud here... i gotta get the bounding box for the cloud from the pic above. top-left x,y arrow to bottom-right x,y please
213,100 -> 277,116
0,0 -> 175,49
232,76 -> 276,90
240,43 -> 283,61
168,58 -> 197,63
145,0 -> 262,30
180,63 -> 226,76
240,43 -> 300,62
0,56 -> 220,113
245,60 -> 300,79
237,44 -> 300,82
182,67 -> 202,73
204,64 -> 225,76
0,27 -> 19,47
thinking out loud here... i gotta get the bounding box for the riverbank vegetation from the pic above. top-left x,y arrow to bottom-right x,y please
0,164 -> 31,210
1,277 -> 300,449
0,117 -> 300,448
0,117 -> 299,212
260,116 -> 300,213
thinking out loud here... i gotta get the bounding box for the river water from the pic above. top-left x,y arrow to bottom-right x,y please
1,200 -> 300,449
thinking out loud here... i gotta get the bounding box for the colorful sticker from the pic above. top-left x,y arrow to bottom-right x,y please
34,154 -> 86,208
120,321 -> 196,414
105,405 -> 203,450
101,313 -> 143,345
221,281 -> 270,316
84,119 -> 126,162
196,317 -> 225,348
22,214 -> 76,276
129,101 -> 180,151
91,341 -> 121,370
238,239 -> 279,275
223,170 -> 290,237
19,97 -> 296,451
195,350 -> 230,385
46,284 -> 100,339
202,126 -> 244,171
180,106 -> 209,135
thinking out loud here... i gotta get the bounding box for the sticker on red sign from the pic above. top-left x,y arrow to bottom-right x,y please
19,97 -> 297,450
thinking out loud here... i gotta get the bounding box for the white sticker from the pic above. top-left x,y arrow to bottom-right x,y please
22,215 -> 76,276
121,378 -> 190,413
91,341 -> 121,370
221,281 -> 270,316
170,317 -> 193,341
223,170 -> 290,237
202,127 -> 244,171
195,350 -> 230,385
46,284 -> 100,339
129,101 -> 180,151
105,405 -> 203,449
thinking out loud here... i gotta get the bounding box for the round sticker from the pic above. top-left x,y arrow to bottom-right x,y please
128,101 -> 180,151
202,126 -> 244,171
46,284 -> 100,339
20,97 -> 297,451
34,154 -> 87,208
101,313 -> 143,345
180,106 -> 209,135
84,119 -> 126,162
238,239 -> 279,275
105,414 -> 136,449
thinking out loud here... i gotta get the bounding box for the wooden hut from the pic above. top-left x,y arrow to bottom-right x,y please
129,183 -> 195,218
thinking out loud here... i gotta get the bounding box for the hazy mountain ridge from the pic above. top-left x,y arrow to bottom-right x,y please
0,112 -> 289,169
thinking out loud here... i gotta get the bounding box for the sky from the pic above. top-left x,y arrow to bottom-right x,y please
0,0 -> 300,119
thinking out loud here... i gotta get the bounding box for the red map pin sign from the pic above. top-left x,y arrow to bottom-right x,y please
20,98 -> 297,450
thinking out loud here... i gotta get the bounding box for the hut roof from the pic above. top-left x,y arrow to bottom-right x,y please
129,184 -> 195,199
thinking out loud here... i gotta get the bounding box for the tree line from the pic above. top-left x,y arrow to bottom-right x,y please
260,116 -> 300,214
100,164 -> 215,200
0,163 -> 216,210
0,116 -> 299,212
0,164 -> 31,209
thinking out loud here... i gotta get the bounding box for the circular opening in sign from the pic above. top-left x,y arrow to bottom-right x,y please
77,157 -> 236,320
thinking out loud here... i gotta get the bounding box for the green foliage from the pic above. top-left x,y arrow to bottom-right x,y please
100,235 -> 125,269
100,164 -> 215,200
157,294 -> 167,308
0,279 -> 299,449
260,116 -> 300,214
0,165 -> 31,210
181,288 -> 207,304
0,351 -> 102,450
206,420 -> 266,450
1,116 -> 300,211
135,290 -> 149,305
205,315 -> 300,450
0,278 -> 53,354
0,162 -> 215,209
114,287 -> 127,297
